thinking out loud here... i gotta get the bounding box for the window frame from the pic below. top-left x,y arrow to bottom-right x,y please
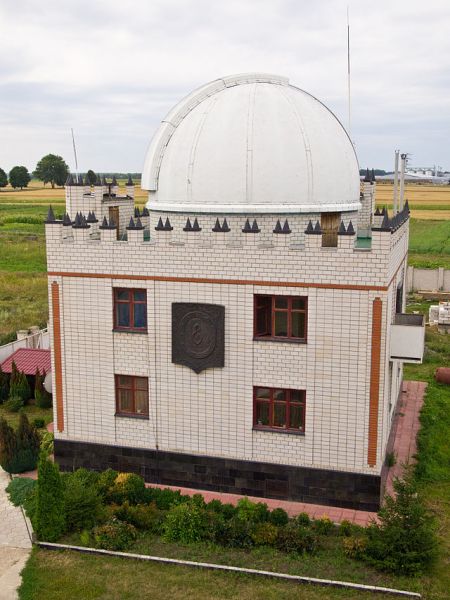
253,386 -> 306,434
253,294 -> 308,342
113,287 -> 147,332
115,374 -> 149,418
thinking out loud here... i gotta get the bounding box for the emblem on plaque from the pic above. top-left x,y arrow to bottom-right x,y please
172,303 -> 225,373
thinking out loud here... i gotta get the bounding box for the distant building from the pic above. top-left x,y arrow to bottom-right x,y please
45,74 -> 424,511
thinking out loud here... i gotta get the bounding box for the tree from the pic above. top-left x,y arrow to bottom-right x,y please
35,368 -> 52,408
0,414 -> 40,473
9,166 -> 31,189
0,168 -> 7,188
34,154 -> 69,188
86,169 -> 97,185
0,418 -> 17,472
36,453 -> 66,541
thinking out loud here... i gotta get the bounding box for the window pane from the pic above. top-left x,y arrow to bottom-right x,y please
256,402 -> 270,426
290,390 -> 304,403
273,403 -> 286,427
292,297 -> 305,310
289,404 -> 304,430
134,290 -> 146,302
133,303 -> 147,328
118,375 -> 132,387
135,390 -> 148,415
118,389 -> 133,412
273,389 -> 285,402
274,311 -> 288,336
275,297 -> 288,309
117,303 -> 130,327
134,377 -> 148,391
255,387 -> 270,399
256,306 -> 270,335
291,312 -> 305,338
116,289 -> 130,300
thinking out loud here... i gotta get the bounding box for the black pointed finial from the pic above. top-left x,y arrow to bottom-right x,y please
371,169 -> 376,183
282,219 -> 291,234
364,168 -> 371,182
242,218 -> 252,233
135,217 -> 144,230
374,207 -> 380,216
314,221 -> 322,234
305,220 -> 314,234
155,217 -> 164,231
99,216 -> 109,229
62,212 -> 72,226
142,207 -> 149,217
183,217 -> 193,232
212,218 -> 222,232
273,219 -> 282,234
44,206 -> 56,224
404,200 -> 410,214
338,221 -> 347,235
127,216 -> 136,230
126,174 -> 134,186
78,174 -> 84,186
251,219 -> 260,233
192,218 -> 201,231
164,217 -> 173,231
112,175 -> 118,186
65,173 -> 74,186
221,218 -> 230,232
346,221 -> 355,235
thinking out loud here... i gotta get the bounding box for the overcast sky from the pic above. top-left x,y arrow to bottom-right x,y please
1,0 -> 449,174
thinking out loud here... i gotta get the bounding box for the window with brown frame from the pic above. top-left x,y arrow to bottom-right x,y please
254,295 -> 307,341
113,288 -> 147,331
253,386 -> 306,433
115,375 -> 149,417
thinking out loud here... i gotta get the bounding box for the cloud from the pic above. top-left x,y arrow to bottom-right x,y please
0,0 -> 449,172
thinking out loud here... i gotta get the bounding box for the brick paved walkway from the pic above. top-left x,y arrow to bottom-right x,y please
0,467 -> 32,599
146,380 -> 427,526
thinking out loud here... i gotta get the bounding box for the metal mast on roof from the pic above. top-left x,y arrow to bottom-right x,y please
347,6 -> 351,138
71,128 -> 79,184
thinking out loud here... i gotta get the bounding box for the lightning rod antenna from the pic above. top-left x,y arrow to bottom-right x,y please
347,6 -> 351,138
71,128 -> 79,183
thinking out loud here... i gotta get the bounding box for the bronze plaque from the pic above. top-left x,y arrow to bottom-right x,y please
172,303 -> 225,373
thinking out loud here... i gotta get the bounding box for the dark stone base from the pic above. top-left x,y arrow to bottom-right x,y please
55,439 -> 381,511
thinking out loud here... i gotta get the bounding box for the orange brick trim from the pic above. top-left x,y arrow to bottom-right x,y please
48,272 -> 387,292
368,297 -> 382,467
51,282 -> 64,432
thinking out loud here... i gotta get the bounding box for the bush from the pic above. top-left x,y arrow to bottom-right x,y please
108,472 -> 147,505
343,536 -> 367,559
36,453 -> 66,541
251,522 -> 278,546
269,507 -> 289,527
114,502 -> 163,532
313,516 -> 335,536
93,518 -> 137,551
236,497 -> 270,524
276,523 -> 317,554
207,499 -> 236,520
4,396 -> 23,412
6,477 -> 37,506
33,418 -> 45,429
294,512 -> 311,526
64,473 -> 102,532
364,470 -> 438,575
146,486 -> 190,510
338,519 -> 353,537
221,515 -> 254,549
34,368 -> 52,408
163,501 -> 208,544
96,468 -> 118,499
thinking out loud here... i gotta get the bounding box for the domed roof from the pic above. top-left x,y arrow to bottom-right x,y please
142,73 -> 361,214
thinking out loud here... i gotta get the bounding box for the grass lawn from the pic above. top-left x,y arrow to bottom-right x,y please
0,402 -> 53,429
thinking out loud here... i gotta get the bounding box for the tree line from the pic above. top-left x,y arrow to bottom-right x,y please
0,154 -> 141,190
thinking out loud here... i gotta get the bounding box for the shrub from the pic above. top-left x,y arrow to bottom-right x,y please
338,519 -> 353,537
0,417 -> 18,472
236,497 -> 270,524
343,536 -> 367,559
96,468 -> 118,499
36,453 -> 66,541
269,507 -> 289,527
108,472 -> 147,505
33,418 -> 45,429
9,363 -> 31,403
147,487 -> 190,510
114,502 -> 163,532
4,396 -> 23,412
6,477 -> 37,506
364,470 -> 438,575
39,431 -> 54,455
294,512 -> 311,526
251,522 -> 278,546
163,501 -> 208,544
276,523 -> 317,554
34,368 -> 52,408
221,515 -> 254,549
64,473 -> 102,531
385,451 -> 397,468
93,518 -> 137,551
0,365 -> 8,403
0,414 -> 40,473
313,516 -> 335,536
207,499 -> 236,519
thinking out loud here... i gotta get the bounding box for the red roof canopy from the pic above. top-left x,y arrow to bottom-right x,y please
1,348 -> 51,376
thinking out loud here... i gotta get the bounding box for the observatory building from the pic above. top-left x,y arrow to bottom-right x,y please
45,74 -> 424,511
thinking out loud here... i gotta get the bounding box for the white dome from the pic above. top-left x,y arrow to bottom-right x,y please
142,73 -> 361,214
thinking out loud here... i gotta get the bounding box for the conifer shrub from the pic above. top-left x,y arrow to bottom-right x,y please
9,362 -> 31,403
6,477 -> 37,507
163,501 -> 208,544
36,453 -> 66,541
269,507 -> 289,527
294,512 -> 311,526
0,414 -> 40,473
364,470 -> 438,575
93,518 -> 137,551
34,368 -> 52,408
108,472 -> 148,505
276,523 -> 318,554
221,515 -> 254,549
64,472 -> 102,531
0,365 -> 8,403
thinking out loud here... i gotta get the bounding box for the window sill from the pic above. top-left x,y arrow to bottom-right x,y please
253,336 -> 307,345
253,426 -> 305,436
115,412 -> 149,420
112,328 -> 148,335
